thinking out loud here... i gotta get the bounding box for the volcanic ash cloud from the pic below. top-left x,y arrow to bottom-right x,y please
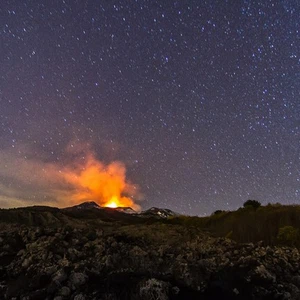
0,149 -> 141,210
61,154 -> 141,210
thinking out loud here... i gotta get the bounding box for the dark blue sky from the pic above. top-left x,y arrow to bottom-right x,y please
0,0 -> 299,215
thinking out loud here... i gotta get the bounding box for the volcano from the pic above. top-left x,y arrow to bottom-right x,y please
67,201 -> 101,210
63,201 -> 179,218
0,201 -> 179,227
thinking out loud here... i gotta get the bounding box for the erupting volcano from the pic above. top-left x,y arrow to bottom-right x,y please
105,196 -> 119,208
61,153 -> 141,211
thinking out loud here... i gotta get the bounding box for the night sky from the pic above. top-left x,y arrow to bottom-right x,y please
1,1 -> 299,215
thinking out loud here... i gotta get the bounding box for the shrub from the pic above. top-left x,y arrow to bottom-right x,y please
277,226 -> 299,246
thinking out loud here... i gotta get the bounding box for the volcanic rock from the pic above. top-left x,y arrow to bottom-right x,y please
0,206 -> 300,299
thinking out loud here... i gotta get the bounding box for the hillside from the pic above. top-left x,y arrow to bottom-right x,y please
0,203 -> 300,299
0,203 -> 178,228
170,204 -> 300,247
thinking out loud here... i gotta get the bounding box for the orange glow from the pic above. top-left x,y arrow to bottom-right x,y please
105,197 -> 118,208
61,153 -> 141,211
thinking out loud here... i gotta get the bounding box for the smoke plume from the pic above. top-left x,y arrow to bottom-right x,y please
0,147 -> 141,210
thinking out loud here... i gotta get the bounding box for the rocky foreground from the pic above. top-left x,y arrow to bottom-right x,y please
0,222 -> 300,300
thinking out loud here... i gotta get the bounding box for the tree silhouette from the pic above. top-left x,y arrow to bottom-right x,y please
243,199 -> 261,209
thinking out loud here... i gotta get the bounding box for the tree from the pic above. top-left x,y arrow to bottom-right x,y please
212,210 -> 225,216
243,199 -> 261,209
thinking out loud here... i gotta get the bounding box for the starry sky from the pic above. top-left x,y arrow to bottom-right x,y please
0,0 -> 299,215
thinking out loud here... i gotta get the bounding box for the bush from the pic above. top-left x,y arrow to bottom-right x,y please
277,226 -> 299,247
243,200 -> 261,209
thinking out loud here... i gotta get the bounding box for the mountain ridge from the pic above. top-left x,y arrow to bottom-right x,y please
0,201 -> 179,227
63,201 -> 179,218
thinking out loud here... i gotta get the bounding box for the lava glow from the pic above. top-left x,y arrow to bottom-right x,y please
61,153 -> 141,211
105,198 -> 118,208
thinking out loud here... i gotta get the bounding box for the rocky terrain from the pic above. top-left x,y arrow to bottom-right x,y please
0,204 -> 300,300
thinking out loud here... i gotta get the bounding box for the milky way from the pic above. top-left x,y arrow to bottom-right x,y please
0,1 -> 299,215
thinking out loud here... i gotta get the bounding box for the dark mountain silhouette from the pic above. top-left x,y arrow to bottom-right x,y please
65,201 -> 101,210
140,207 -> 180,218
